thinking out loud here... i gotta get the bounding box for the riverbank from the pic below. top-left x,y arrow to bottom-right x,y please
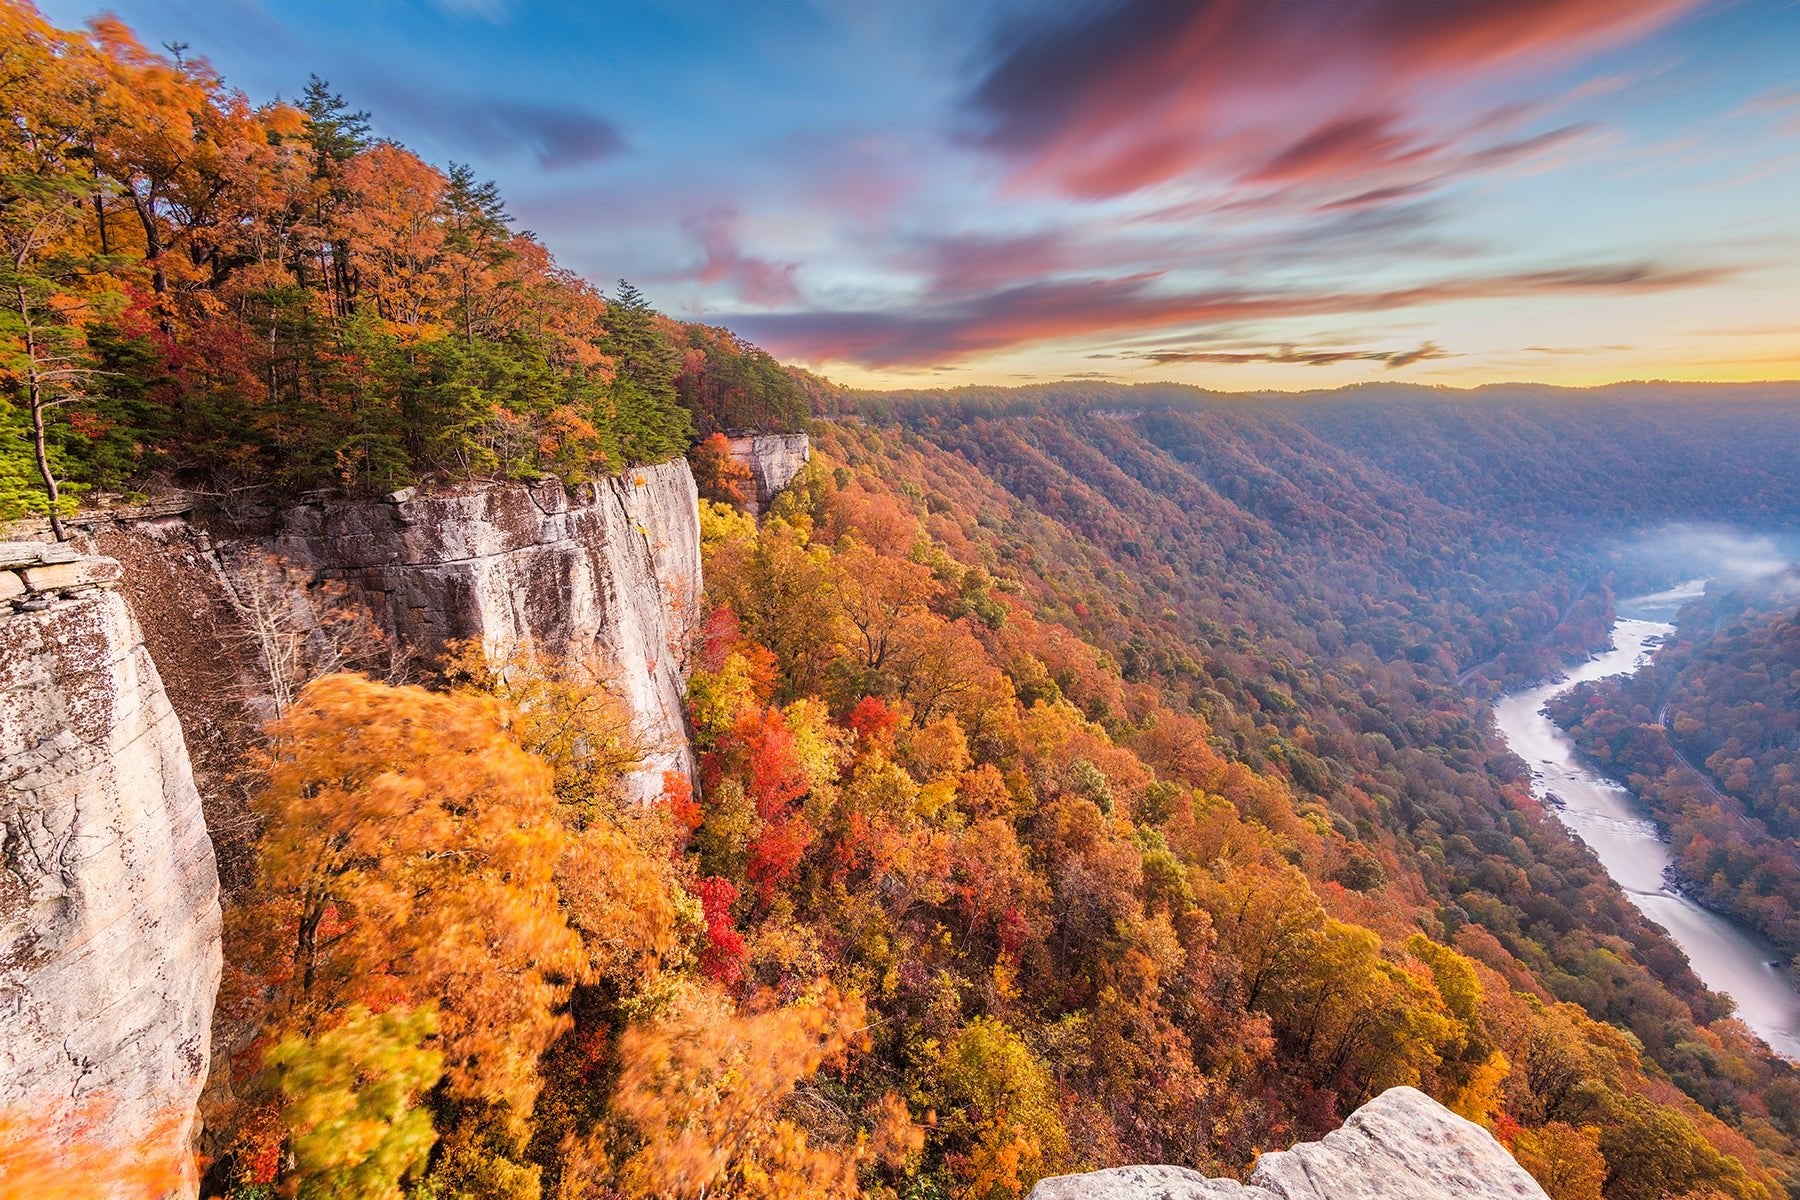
1492,591 -> 1800,1060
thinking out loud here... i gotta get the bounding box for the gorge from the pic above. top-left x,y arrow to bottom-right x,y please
8,7 -> 1800,1193
1493,586 -> 1800,1060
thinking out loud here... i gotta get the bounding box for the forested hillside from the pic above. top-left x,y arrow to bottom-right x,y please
1553,575 -> 1800,958
1,4 -> 809,528
12,5 -> 1800,1200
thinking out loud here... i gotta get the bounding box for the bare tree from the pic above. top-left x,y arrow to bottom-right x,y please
221,552 -> 402,715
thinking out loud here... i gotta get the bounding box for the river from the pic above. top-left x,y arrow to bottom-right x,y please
1491,581 -> 1800,1060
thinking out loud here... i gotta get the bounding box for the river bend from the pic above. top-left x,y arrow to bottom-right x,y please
1491,584 -> 1800,1060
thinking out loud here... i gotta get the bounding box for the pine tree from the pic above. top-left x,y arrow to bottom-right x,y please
601,280 -> 692,464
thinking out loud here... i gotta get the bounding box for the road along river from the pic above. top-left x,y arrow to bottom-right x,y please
1491,583 -> 1800,1059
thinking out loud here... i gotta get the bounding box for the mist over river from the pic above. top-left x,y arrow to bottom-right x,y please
1492,582 -> 1800,1060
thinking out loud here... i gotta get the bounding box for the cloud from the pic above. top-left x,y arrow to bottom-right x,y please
685,211 -> 802,306
476,101 -> 627,169
965,0 -> 1695,201
1137,341 -> 1450,369
727,260 -> 1725,369
368,83 -> 627,170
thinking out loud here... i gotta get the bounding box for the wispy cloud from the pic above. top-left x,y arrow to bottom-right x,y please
685,211 -> 802,306
729,260 -> 1727,370
1137,341 -> 1450,369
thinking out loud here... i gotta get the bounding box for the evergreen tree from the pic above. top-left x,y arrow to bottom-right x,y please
601,280 -> 692,464
300,75 -> 371,171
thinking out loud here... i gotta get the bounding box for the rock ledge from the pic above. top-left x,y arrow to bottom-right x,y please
1028,1087 -> 1547,1200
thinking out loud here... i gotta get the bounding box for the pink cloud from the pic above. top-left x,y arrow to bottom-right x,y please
685,210 -> 801,306
968,0 -> 1697,202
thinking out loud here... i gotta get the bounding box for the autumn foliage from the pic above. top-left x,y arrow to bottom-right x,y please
15,6 -> 1800,1199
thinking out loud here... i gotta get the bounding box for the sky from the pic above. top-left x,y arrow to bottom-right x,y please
38,0 -> 1800,391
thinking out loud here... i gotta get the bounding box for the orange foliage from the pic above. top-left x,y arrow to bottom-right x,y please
612,981 -> 869,1199
240,673 -> 583,1114
0,1100 -> 185,1200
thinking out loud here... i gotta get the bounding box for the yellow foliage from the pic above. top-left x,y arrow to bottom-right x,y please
1449,1051 -> 1511,1128
1512,1122 -> 1606,1200
935,1018 -> 1068,1198
265,1004 -> 442,1200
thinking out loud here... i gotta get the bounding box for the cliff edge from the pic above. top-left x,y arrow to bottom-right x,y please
727,432 -> 811,516
1028,1087 -> 1548,1200
0,542 -> 221,1192
235,460 -> 702,800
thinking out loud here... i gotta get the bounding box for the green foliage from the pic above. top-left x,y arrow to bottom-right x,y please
265,1004 -> 442,1200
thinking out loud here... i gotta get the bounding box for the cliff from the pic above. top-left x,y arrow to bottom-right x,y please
0,542 -> 221,1191
1028,1088 -> 1548,1200
726,432 -> 811,516
231,460 -> 703,800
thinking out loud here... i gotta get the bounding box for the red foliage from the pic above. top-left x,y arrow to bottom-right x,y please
697,604 -> 743,674
747,816 -> 814,907
735,707 -> 808,819
663,770 -> 702,843
694,876 -> 747,986
848,695 -> 900,753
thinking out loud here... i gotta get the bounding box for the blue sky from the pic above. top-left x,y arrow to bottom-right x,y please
40,0 -> 1800,389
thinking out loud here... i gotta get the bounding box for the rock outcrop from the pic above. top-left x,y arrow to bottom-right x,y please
236,460 -> 702,800
1028,1088 -> 1547,1200
0,542 -> 221,1192
726,432 -> 810,516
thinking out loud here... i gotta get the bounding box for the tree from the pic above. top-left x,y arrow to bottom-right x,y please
934,1018 -> 1069,1199
611,981 -> 868,1200
264,1004 -> 442,1200
1511,1122 -> 1605,1200
692,430 -> 752,507
1,173 -> 103,538
601,279 -> 692,464
299,75 -> 371,171
240,673 -> 583,1116
441,162 -> 512,342
0,9 -> 117,535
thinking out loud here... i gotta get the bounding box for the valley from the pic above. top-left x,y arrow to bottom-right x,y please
1494,591 -> 1800,1060
6,5 -> 1800,1198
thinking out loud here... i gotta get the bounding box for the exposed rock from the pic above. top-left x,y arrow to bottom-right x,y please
1028,1088 -> 1547,1200
726,432 -> 810,516
1030,1165 -> 1259,1198
229,460 -> 703,800
0,551 -> 221,1195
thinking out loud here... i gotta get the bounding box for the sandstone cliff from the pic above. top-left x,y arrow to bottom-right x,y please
232,460 -> 702,800
1028,1088 -> 1548,1200
0,542 -> 221,1192
727,432 -> 811,516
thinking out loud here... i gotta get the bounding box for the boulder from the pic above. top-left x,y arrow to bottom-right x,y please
1029,1088 -> 1547,1200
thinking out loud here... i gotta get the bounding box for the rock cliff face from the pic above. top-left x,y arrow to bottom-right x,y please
726,432 -> 810,516
1028,1088 -> 1547,1200
238,460 -> 702,800
0,542 -> 221,1191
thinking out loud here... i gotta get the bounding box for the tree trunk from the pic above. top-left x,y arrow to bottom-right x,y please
15,285 -> 67,541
